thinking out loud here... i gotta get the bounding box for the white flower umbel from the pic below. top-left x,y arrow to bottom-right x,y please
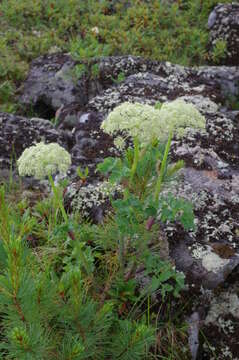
17,142 -> 71,180
160,99 -> 206,138
101,102 -> 167,146
101,100 -> 206,148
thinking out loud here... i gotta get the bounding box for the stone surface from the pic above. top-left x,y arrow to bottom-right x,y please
20,55 -> 239,120
208,3 -> 239,66
19,53 -> 89,118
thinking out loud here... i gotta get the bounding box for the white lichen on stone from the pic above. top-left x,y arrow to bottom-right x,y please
218,317 -> 234,335
191,244 -> 229,273
205,292 -> 239,325
69,181 -> 122,217
178,95 -> 219,114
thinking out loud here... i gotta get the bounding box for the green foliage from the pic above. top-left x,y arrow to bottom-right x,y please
0,132 -> 195,358
158,193 -> 195,231
97,138 -> 184,200
225,94 -> 239,111
71,34 -> 111,61
76,166 -> 89,182
154,102 -> 162,110
97,135 -> 194,290
210,39 -> 227,64
111,72 -> 126,84
0,186 -> 156,359
144,253 -> 185,299
0,0 -> 230,112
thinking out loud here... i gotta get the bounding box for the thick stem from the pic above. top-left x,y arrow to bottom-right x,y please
130,137 -> 139,186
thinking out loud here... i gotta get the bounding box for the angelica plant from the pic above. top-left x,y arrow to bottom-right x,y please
97,133 -> 194,293
101,99 -> 206,148
17,142 -> 71,180
17,142 -> 71,225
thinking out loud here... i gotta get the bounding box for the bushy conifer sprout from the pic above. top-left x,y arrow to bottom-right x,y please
101,100 -> 206,147
17,142 -> 71,180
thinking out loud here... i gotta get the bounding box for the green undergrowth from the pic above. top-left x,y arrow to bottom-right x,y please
0,0 -> 230,113
0,136 -> 195,359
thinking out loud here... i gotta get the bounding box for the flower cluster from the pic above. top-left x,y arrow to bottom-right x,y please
101,99 -> 206,147
160,99 -> 206,138
17,142 -> 71,180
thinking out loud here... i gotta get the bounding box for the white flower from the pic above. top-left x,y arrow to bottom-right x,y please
113,136 -> 126,151
17,142 -> 71,180
91,26 -> 99,35
101,100 -> 206,148
160,99 -> 206,138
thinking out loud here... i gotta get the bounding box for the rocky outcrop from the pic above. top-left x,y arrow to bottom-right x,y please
19,53 -> 90,118
208,3 -> 239,66
1,53 -> 239,358
20,54 -> 239,119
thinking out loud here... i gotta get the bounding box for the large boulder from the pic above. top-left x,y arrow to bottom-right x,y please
20,55 -> 239,119
19,53 -> 90,118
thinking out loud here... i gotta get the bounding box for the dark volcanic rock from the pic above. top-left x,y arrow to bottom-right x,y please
19,53 -> 89,118
20,54 -> 239,120
208,3 -> 239,66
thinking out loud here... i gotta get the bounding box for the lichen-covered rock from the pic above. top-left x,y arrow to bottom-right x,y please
200,284 -> 239,360
208,3 -> 239,65
197,65 -> 239,99
19,53 -> 90,118
0,112 -> 67,169
19,54 -> 239,120
86,65 -> 223,114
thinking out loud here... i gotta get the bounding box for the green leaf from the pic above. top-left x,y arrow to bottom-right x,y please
97,157 -> 119,175
150,276 -> 160,292
157,269 -> 173,283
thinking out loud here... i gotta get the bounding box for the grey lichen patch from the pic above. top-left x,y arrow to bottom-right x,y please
179,95 -> 219,114
207,113 -> 234,143
202,285 -> 239,359
205,291 -> 239,325
0,112 -> 67,168
159,168 -> 239,247
191,244 -> 230,273
66,180 -> 122,218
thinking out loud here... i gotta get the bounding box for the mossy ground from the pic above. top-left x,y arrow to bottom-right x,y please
0,0 -> 229,113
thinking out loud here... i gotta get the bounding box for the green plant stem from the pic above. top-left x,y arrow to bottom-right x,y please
147,295 -> 150,327
48,175 -> 68,223
154,131 -> 173,201
130,137 -> 139,186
